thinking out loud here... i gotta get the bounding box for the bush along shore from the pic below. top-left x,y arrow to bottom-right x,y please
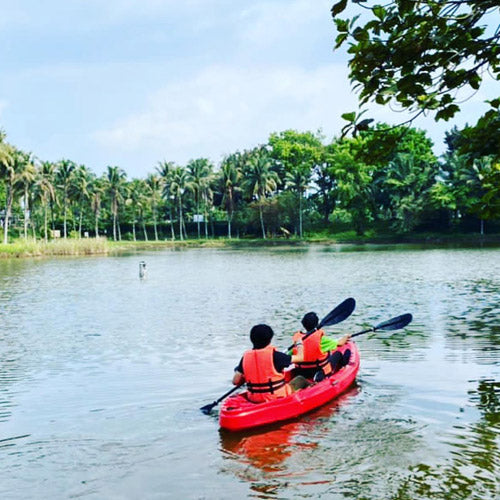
0,238 -> 111,258
1,232 -> 500,258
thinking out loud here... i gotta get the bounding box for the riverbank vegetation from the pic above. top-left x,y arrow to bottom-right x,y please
1,2 -> 499,253
1,121 -> 499,255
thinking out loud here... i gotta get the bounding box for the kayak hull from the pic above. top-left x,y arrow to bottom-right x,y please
219,342 -> 360,431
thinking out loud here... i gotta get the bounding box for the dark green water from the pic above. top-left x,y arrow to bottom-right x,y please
0,245 -> 499,499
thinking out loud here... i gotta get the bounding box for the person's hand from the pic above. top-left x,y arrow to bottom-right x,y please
338,334 -> 351,346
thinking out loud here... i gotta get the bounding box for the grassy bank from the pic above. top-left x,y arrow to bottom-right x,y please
1,232 -> 500,258
0,238 -> 110,258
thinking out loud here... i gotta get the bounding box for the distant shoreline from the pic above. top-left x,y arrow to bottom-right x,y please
1,233 -> 500,259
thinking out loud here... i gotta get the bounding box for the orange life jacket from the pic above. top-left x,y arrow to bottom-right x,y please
242,344 -> 292,403
292,329 -> 332,375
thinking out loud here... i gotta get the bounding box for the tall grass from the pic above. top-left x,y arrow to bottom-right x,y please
0,238 -> 110,258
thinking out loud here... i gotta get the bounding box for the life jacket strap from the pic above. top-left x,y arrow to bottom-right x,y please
247,378 -> 286,394
295,353 -> 330,369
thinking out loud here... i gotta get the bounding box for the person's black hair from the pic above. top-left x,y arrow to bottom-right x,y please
302,312 -> 319,332
250,324 -> 274,349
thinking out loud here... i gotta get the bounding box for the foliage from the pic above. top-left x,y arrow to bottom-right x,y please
0,120 -> 498,244
453,99 -> 500,160
332,0 -> 500,149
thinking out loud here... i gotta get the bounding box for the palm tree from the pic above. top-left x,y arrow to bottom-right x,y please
243,150 -> 279,239
157,160 -> 176,240
201,178 -> 214,238
220,154 -> 241,238
187,158 -> 212,238
34,161 -> 57,242
0,141 -> 16,244
105,166 -> 127,241
90,177 -> 105,238
127,179 -> 149,241
15,152 -> 37,240
285,164 -> 311,238
146,174 -> 162,241
170,167 -> 191,241
70,165 -> 92,238
56,159 -> 76,238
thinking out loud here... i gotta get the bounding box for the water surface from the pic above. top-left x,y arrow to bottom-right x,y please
1,244 -> 499,499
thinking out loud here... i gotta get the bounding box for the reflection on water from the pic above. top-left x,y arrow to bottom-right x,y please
393,379 -> 500,500
219,388 -> 359,497
0,246 -> 499,499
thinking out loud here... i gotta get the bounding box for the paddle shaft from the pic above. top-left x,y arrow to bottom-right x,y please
351,313 -> 413,338
200,385 -> 241,414
351,327 -> 374,338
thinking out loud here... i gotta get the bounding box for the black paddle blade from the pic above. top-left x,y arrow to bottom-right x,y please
318,297 -> 356,329
374,313 -> 412,332
200,403 -> 216,415
200,384 -> 242,415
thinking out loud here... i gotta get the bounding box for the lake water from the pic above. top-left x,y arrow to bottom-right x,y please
1,244 -> 499,499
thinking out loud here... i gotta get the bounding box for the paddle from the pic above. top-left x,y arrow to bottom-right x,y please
200,297 -> 356,415
200,385 -> 242,415
351,313 -> 413,338
286,297 -> 356,351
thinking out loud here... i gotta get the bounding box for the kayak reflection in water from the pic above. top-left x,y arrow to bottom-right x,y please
232,324 -> 310,403
220,420 -> 309,473
291,312 -> 351,381
219,387 -> 360,474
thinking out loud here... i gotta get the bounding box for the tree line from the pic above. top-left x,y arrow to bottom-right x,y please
1,123 -> 499,245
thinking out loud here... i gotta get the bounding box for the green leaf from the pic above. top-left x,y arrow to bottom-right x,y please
335,18 -> 349,32
487,98 -> 500,109
356,118 -> 374,131
331,0 -> 348,17
436,104 -> 460,121
341,112 -> 357,123
352,27 -> 369,42
373,5 -> 385,20
335,32 -> 349,48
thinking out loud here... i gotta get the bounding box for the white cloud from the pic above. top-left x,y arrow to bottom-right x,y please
93,63 -> 357,165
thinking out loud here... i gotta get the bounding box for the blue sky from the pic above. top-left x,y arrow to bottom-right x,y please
0,0 -> 497,178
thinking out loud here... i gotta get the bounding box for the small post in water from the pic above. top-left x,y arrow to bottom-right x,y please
139,261 -> 147,279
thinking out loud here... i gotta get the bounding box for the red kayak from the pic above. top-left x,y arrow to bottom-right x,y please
219,342 -> 360,431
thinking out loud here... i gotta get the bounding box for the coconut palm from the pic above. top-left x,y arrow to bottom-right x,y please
170,167 -> 192,241
56,159 -> 76,238
0,141 -> 16,244
90,177 -> 105,238
146,173 -> 162,241
157,160 -> 176,240
187,158 -> 212,238
34,161 -> 57,242
105,166 -> 127,241
127,178 -> 150,241
70,165 -> 92,238
243,150 -> 279,239
285,164 -> 311,238
201,178 -> 214,238
219,154 -> 242,238
14,152 -> 37,240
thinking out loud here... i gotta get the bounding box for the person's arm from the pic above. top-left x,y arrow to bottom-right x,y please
233,358 -> 244,385
337,334 -> 351,346
320,336 -> 338,352
321,334 -> 351,352
232,370 -> 244,385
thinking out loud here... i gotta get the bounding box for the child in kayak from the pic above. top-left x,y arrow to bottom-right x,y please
291,312 -> 351,380
232,324 -> 309,403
